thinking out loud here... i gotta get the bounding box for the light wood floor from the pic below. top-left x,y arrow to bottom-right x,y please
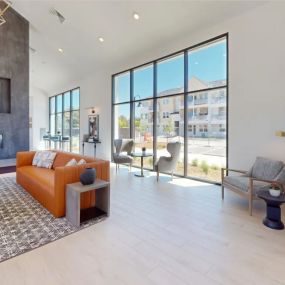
0,166 -> 285,285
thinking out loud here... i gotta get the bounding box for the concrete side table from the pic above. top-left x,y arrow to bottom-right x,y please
66,179 -> 110,227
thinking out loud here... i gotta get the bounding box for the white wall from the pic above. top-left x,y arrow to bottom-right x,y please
30,86 -> 49,150
47,2 -> 285,169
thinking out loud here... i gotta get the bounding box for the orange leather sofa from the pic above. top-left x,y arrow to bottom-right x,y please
16,151 -> 110,218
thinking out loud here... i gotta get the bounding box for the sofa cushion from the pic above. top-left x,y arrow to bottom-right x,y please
224,175 -> 270,193
66,158 -> 77,166
32,151 -> 57,169
17,166 -> 55,194
251,157 -> 283,180
78,159 -> 87,165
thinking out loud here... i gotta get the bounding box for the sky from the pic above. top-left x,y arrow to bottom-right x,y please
115,39 -> 227,116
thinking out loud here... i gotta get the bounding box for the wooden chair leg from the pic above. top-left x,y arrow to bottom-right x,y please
222,185 -> 224,200
249,178 -> 253,216
157,171 -> 159,182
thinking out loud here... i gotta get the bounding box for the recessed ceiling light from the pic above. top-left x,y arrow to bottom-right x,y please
58,48 -> 64,53
98,37 -> 104,43
133,12 -> 140,20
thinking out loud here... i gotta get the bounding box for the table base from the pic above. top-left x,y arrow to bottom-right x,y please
263,218 -> 284,230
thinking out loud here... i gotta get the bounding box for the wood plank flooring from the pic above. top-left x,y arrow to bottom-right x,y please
0,166 -> 284,285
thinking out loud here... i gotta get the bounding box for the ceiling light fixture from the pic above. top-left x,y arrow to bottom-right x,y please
0,0 -> 11,26
58,48 -> 64,53
133,12 -> 140,20
98,37 -> 104,43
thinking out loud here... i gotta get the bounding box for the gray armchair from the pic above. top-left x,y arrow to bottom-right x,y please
222,157 -> 285,215
113,139 -> 134,172
155,142 -> 182,181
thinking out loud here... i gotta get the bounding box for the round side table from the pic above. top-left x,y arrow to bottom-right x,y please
257,190 -> 285,230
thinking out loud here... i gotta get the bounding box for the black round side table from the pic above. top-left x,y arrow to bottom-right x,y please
257,190 -> 285,230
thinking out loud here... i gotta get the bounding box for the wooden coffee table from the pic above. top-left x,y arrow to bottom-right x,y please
257,190 -> 285,230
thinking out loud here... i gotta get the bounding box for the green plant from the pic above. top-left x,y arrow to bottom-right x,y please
200,160 -> 209,175
191,159 -> 198,167
211,164 -> 219,170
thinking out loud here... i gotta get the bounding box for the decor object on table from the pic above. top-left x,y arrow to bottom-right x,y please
142,147 -> 146,155
257,190 -> 285,230
82,134 -> 101,157
0,0 -> 11,26
269,182 -> 283,197
221,157 -> 285,216
113,139 -> 134,173
80,167 -> 96,185
66,179 -> 110,227
32,150 -> 57,169
16,151 -> 110,217
155,142 -> 182,181
0,176 -> 106,263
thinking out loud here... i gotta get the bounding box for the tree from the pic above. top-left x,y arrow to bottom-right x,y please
163,118 -> 174,141
118,116 -> 128,128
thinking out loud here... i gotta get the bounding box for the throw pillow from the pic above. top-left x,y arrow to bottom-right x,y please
34,151 -> 57,169
66,158 -> 78,166
77,159 -> 87,165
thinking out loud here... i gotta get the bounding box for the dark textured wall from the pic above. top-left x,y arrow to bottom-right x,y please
0,8 -> 29,159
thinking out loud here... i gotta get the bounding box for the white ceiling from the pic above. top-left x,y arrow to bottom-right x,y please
12,0 -> 263,94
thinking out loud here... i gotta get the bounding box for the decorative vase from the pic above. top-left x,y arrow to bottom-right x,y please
80,168 -> 96,185
269,188 -> 281,197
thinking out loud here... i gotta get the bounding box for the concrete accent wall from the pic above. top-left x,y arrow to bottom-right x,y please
0,8 -> 29,159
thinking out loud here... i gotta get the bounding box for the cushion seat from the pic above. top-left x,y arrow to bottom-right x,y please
17,166 -> 55,196
224,175 -> 270,193
113,154 -> 133,164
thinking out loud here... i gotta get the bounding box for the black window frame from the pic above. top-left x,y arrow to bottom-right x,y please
111,33 -> 229,185
49,87 -> 80,153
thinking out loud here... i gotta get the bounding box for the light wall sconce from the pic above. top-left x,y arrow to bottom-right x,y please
86,107 -> 98,115
0,0 -> 11,26
276,131 -> 285,137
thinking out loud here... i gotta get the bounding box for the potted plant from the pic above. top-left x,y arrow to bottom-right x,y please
269,182 -> 283,197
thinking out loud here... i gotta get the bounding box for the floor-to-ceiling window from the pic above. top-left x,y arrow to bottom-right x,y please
49,87 -> 80,153
112,34 -> 228,183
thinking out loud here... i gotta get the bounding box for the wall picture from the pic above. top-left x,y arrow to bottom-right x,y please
88,115 -> 99,140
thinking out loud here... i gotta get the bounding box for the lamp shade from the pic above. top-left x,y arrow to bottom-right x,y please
276,131 -> 285,137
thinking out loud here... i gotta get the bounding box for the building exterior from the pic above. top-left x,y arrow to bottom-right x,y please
138,76 -> 227,139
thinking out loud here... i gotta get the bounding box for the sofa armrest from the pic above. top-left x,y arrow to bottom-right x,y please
16,151 -> 36,168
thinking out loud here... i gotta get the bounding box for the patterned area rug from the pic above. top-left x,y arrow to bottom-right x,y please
0,177 -> 103,263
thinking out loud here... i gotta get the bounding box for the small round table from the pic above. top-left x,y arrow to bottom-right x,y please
131,152 -> 153,177
257,190 -> 285,230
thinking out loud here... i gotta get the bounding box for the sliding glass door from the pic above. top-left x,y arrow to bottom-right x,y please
112,34 -> 228,183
